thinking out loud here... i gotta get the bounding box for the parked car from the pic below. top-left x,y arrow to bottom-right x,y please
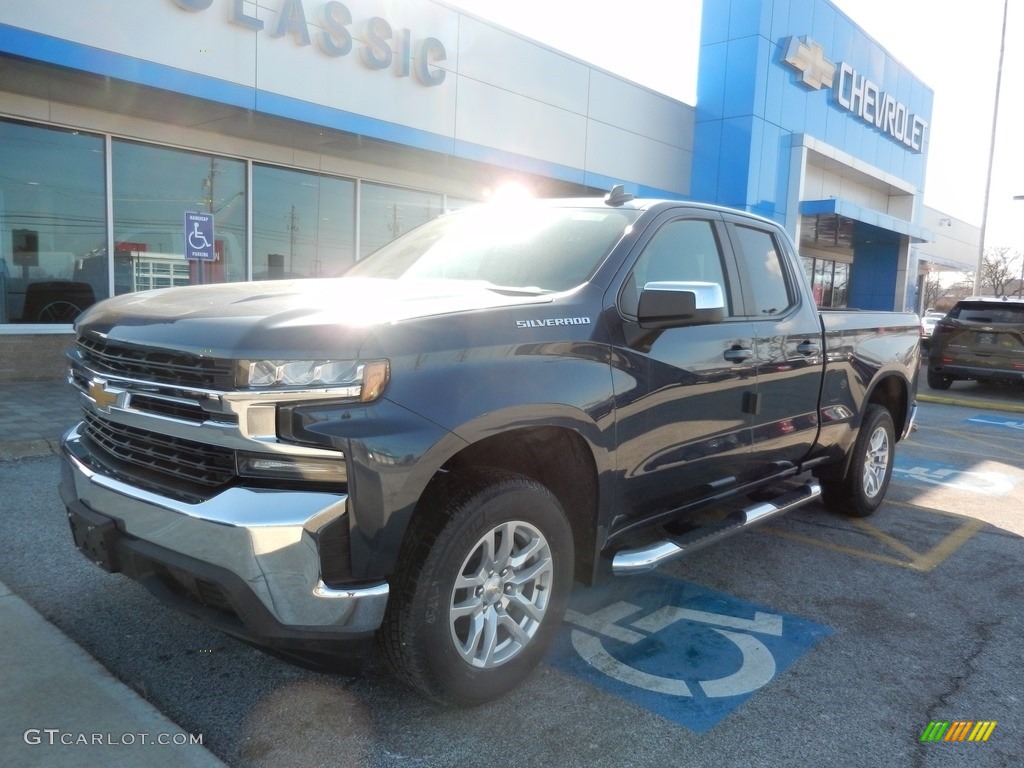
927,297 -> 1024,389
60,191 -> 920,704
920,309 -> 945,337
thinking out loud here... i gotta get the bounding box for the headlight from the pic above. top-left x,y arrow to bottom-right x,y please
236,358 -> 389,401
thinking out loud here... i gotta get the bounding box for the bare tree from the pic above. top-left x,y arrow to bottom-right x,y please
938,272 -> 976,309
920,273 -> 945,310
978,247 -> 1021,297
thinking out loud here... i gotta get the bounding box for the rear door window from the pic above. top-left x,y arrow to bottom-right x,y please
728,225 -> 795,318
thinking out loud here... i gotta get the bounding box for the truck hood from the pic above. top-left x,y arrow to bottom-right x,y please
75,277 -> 553,358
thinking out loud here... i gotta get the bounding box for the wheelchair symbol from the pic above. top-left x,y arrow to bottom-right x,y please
188,221 -> 212,251
565,601 -> 783,697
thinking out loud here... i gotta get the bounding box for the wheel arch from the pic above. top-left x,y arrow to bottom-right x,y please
426,425 -> 602,585
865,371 -> 911,442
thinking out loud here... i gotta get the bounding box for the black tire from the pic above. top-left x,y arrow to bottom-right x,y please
378,470 -> 574,705
927,367 -> 953,390
820,404 -> 895,518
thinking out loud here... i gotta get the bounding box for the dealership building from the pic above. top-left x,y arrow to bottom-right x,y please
0,0 -> 978,380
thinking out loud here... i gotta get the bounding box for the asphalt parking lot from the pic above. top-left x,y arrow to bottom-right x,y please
1,396 -> 1021,768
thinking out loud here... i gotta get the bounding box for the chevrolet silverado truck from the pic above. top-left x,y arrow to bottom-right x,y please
60,189 -> 919,705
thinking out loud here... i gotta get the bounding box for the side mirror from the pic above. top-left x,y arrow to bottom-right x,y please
637,281 -> 726,329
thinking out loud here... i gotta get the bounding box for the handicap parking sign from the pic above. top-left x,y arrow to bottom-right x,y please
184,211 -> 215,261
547,574 -> 832,732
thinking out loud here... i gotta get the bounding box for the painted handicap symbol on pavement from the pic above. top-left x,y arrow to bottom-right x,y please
893,456 -> 1018,496
547,574 -> 831,732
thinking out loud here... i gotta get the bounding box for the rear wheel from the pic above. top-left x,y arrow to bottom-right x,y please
820,404 -> 895,518
927,367 -> 953,390
378,470 -> 574,705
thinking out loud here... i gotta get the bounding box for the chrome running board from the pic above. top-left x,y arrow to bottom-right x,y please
612,481 -> 821,576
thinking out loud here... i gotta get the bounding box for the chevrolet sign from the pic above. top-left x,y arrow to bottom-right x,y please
782,36 -> 928,153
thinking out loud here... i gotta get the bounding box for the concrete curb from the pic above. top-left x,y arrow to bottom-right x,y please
0,580 -> 227,768
917,393 -> 1024,414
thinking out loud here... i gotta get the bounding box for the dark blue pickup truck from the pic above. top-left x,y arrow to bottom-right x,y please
60,190 -> 919,704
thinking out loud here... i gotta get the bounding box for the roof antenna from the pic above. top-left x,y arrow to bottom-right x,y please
604,184 -> 634,206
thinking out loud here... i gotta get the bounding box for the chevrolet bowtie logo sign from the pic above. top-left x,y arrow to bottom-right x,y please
88,379 -> 120,411
782,36 -> 836,90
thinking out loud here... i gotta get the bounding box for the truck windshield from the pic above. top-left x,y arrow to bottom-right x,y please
345,204 -> 640,293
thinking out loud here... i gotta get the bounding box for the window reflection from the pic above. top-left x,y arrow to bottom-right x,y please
801,255 -> 849,308
360,183 -> 443,258
111,141 -> 246,294
732,225 -> 792,316
0,120 -> 106,323
252,165 -> 355,280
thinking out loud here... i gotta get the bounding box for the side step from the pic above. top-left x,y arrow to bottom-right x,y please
611,480 -> 821,576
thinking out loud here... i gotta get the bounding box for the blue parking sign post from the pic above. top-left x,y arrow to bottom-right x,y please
184,211 -> 215,284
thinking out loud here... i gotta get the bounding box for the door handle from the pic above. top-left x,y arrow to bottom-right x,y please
796,340 -> 821,356
724,346 -> 753,362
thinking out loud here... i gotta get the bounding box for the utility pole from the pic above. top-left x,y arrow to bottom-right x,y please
974,0 -> 1009,297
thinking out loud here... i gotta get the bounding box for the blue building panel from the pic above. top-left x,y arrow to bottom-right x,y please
758,121 -> 782,211
691,121 -> 723,201
718,116 -> 755,207
778,70 -> 809,135
786,0 -> 817,40
802,90 -> 828,141
723,36 -> 761,118
729,0 -> 774,39
809,1 -> 837,55
769,0 -> 794,42
702,0 -> 733,45
696,41 -> 729,123
746,117 -> 765,207
849,225 -> 900,309
830,15 -> 856,66
763,53 -> 787,128
823,100 -> 845,148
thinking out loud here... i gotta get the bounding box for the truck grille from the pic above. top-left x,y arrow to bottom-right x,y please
77,336 -> 234,390
81,411 -> 236,489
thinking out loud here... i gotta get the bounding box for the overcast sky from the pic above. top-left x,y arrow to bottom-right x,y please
444,0 -> 1023,251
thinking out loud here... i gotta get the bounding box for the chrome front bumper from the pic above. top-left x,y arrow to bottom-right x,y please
60,424 -> 388,636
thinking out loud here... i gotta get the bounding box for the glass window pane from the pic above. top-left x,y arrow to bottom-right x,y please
832,262 -> 849,308
359,183 -> 443,258
252,165 -> 355,280
731,225 -> 793,317
817,259 -> 834,307
348,205 -> 638,293
622,219 -> 730,316
112,141 -> 246,294
0,120 -> 106,324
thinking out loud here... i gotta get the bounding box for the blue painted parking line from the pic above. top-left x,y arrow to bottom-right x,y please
966,415 -> 1024,432
547,574 -> 831,732
893,456 -> 1018,496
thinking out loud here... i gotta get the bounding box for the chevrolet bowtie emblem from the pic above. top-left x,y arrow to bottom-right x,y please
782,35 -> 836,91
88,379 -> 120,411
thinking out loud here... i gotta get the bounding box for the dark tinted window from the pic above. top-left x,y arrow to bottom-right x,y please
950,301 -> 1024,324
730,225 -> 793,317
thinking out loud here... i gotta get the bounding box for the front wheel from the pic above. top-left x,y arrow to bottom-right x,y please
378,470 -> 574,705
820,404 -> 895,518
